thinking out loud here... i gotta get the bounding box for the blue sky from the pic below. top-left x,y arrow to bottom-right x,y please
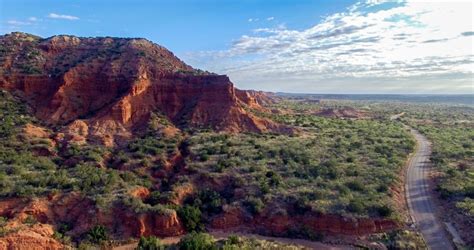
1,0 -> 473,94
0,0 -> 355,52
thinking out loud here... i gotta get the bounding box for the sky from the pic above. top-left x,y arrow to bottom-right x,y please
0,0 -> 473,94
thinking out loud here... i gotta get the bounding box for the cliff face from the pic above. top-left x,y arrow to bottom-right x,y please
210,207 -> 399,236
0,32 -> 285,146
0,194 -> 184,249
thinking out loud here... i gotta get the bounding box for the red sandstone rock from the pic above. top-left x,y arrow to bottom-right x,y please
0,224 -> 63,250
235,89 -> 278,109
129,187 -> 150,200
210,207 -> 400,236
0,193 -> 186,247
169,183 -> 194,205
22,124 -> 50,139
0,32 -> 290,146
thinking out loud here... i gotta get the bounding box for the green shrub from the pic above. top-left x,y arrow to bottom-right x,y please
23,215 -> 37,225
178,205 -> 203,232
178,232 -> 216,250
346,180 -> 365,192
193,189 -> 222,214
86,225 -> 108,244
226,235 -> 240,245
244,197 -> 264,215
347,199 -> 364,214
137,236 -> 164,250
0,216 -> 7,237
146,191 -> 162,206
376,205 -> 393,217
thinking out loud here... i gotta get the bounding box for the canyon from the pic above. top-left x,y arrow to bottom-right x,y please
0,32 -> 288,147
0,32 -> 409,249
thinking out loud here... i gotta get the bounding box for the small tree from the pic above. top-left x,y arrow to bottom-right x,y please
178,205 -> 203,232
136,236 -> 164,250
86,225 -> 108,244
178,232 -> 216,250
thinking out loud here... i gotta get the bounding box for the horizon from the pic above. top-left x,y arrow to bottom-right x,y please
1,0 -> 473,94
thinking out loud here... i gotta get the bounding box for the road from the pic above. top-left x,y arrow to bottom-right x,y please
405,127 -> 454,250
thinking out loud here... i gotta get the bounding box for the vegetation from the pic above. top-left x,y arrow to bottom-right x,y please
85,225 -> 108,244
0,217 -> 7,237
137,236 -> 165,250
178,232 -> 216,250
1,87 -> 471,248
377,229 -> 426,249
186,107 -> 414,218
178,205 -> 204,232
132,233 -> 309,250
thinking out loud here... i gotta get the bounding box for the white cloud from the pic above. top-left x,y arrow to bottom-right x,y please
5,17 -> 41,30
7,20 -> 32,26
267,17 -> 275,21
48,13 -> 79,20
186,0 -> 474,94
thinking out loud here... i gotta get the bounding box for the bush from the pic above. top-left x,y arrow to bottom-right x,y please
194,189 -> 222,214
376,205 -> 393,217
226,235 -> 240,245
86,225 -> 108,244
346,180 -> 365,192
347,199 -> 364,214
23,215 -> 37,225
178,232 -> 216,250
146,191 -> 162,206
244,197 -> 264,215
137,236 -> 164,250
0,217 -> 7,237
178,205 -> 203,232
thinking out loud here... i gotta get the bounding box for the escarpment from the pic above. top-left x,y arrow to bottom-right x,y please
0,32 -> 287,146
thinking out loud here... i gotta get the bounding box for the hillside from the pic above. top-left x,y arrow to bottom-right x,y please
0,32 -> 287,146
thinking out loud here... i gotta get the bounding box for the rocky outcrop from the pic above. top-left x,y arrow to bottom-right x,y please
0,32 -> 289,146
21,123 -> 57,156
235,89 -> 278,109
0,193 -> 185,247
0,224 -> 63,250
117,209 -> 185,237
129,187 -> 151,200
211,207 -> 399,236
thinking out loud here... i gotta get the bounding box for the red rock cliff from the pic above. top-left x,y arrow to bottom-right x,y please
0,32 -> 288,145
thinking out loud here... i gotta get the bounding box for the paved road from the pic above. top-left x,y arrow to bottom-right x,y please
406,127 -> 454,250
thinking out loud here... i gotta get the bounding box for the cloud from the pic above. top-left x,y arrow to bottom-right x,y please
267,17 -> 275,21
48,13 -> 79,20
248,18 -> 259,22
28,17 -> 38,22
422,38 -> 449,43
7,20 -> 32,26
461,31 -> 474,36
186,0 -> 474,94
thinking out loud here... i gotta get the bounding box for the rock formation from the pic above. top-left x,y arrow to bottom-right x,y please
0,32 -> 287,146
211,206 -> 399,236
